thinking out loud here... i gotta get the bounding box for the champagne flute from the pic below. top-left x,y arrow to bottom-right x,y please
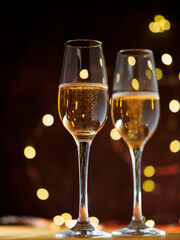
57,39 -> 111,238
111,49 -> 165,236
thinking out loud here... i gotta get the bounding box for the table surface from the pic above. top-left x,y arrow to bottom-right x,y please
0,225 -> 179,240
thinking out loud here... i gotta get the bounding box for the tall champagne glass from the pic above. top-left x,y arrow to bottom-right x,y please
57,39 -> 111,238
111,49 -> 165,236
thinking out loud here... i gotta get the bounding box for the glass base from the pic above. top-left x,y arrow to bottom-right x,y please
112,221 -> 166,236
56,221 -> 112,238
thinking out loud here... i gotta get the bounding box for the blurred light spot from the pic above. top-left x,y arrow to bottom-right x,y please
145,219 -> 155,228
164,19 -> 171,30
65,219 -> 77,229
156,68 -> 163,80
154,14 -> 164,22
53,215 -> 64,226
61,213 -> 72,221
145,69 -> 152,79
147,60 -> 153,70
149,22 -> 160,33
178,73 -> 180,80
24,146 -> 36,159
128,56 -> 136,66
42,114 -> 54,126
161,53 -> 172,65
110,128 -> 121,140
99,58 -> 103,67
79,69 -> 89,79
152,15 -> 171,32
169,140 -> 180,153
142,180 -> 155,192
89,216 -> 99,227
169,99 -> 180,113
116,73 -> 120,83
36,188 -> 49,200
144,165 -> 155,178
131,78 -> 139,91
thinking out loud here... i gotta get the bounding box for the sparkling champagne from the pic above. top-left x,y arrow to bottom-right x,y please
111,92 -> 160,148
58,82 -> 108,140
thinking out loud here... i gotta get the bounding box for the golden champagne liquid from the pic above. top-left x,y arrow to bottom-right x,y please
111,92 -> 160,148
58,83 -> 109,141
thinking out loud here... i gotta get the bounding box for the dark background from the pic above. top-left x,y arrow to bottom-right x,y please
1,1 -> 180,225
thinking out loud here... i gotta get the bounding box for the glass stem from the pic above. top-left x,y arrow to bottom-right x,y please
76,140 -> 91,223
130,147 -> 145,225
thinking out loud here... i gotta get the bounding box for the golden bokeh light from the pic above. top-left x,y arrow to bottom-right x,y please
145,69 -> 152,80
149,15 -> 171,33
145,219 -> 155,228
79,69 -> 89,79
164,19 -> 171,30
169,99 -> 180,113
142,180 -> 155,192
42,114 -> 54,127
169,140 -> 180,153
161,53 -> 172,65
24,146 -> 36,159
61,213 -> 72,221
178,73 -> 180,80
149,22 -> 160,33
131,78 -> 139,91
89,216 -> 99,227
147,60 -> 153,70
128,56 -> 136,66
144,165 -> 155,178
36,188 -> 49,200
110,128 -> 121,140
154,14 -> 164,22
65,219 -> 77,229
53,215 -> 64,226
156,68 -> 163,80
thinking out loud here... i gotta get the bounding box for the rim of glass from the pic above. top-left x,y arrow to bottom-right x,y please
119,49 -> 153,57
65,39 -> 102,48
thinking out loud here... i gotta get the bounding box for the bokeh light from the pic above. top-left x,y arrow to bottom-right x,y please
156,68 -> 163,80
142,180 -> 155,192
169,140 -> 180,153
110,128 -> 121,140
144,165 -> 155,178
89,216 -> 99,227
169,99 -> 180,113
79,69 -> 89,79
42,114 -> 54,127
53,215 -> 64,226
161,53 -> 173,65
128,56 -> 136,66
149,22 -> 160,33
145,219 -> 155,228
36,188 -> 49,200
131,78 -> 139,91
65,219 -> 77,229
61,213 -> 72,221
24,146 -> 36,159
149,15 -> 171,33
